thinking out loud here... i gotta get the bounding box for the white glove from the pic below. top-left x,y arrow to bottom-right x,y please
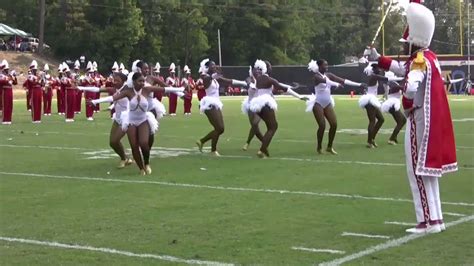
387,76 -> 404,82
344,79 -> 362,87
91,96 -> 113,106
165,86 -> 184,93
10,70 -> 16,76
175,92 -> 185,97
232,79 -> 247,87
77,86 -> 100,92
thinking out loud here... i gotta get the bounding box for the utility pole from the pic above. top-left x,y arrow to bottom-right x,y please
38,0 -> 45,54
218,29 -> 222,66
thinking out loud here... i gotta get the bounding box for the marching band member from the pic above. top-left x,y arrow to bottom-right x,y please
152,62 -> 165,102
0,60 -> 17,124
73,60 -> 82,114
42,64 -> 54,116
371,2 -> 457,233
181,65 -> 195,115
24,60 -> 44,123
166,63 -> 180,116
61,63 -> 77,122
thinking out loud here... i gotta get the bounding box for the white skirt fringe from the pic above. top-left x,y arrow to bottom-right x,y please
120,111 -> 159,134
358,94 -> 381,108
249,94 -> 277,113
381,97 -> 401,113
151,98 -> 167,119
200,96 -> 223,113
241,97 -> 250,114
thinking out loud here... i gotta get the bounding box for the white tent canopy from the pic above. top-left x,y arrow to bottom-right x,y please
0,23 -> 30,37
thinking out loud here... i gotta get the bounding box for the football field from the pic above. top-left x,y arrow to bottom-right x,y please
1,95 -> 473,265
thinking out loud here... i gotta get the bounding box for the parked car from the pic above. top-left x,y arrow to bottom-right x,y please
18,37 -> 50,52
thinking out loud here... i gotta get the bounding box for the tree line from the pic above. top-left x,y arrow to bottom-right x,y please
0,0 -> 469,73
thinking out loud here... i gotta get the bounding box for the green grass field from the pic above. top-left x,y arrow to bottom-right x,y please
1,95 -> 473,265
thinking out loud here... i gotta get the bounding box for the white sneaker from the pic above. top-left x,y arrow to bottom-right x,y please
65,119 -> 74,123
406,223 -> 428,234
2,121 -> 12,125
427,224 -> 442,234
87,117 -> 94,121
440,223 -> 446,231
32,121 -> 41,124
145,165 -> 152,175
170,113 -> 176,116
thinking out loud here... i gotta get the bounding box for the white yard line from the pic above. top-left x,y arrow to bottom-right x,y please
384,221 -> 416,226
0,236 -> 232,265
2,143 -> 473,170
319,215 -> 474,266
444,212 -> 467,217
291,247 -> 345,254
341,232 -> 390,239
0,171 -> 473,207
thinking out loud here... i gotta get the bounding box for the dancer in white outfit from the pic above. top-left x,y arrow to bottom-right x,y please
195,59 -> 248,156
306,59 -> 366,154
241,66 -> 263,151
133,60 -> 171,149
79,72 -> 133,168
91,72 -> 183,175
381,72 -> 407,145
251,60 -> 307,158
361,63 -> 403,148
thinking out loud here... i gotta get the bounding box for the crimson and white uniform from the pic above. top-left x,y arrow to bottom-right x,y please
105,75 -> 115,117
195,77 -> 206,101
166,65 -> 179,115
43,71 -> 54,116
181,71 -> 195,115
80,75 -> 96,119
0,66 -> 17,124
377,2 -> 456,233
24,73 -> 43,122
93,72 -> 105,112
153,75 -> 165,101
61,74 -> 76,121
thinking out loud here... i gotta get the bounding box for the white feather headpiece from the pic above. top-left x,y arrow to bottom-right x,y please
254,59 -> 267,74
131,60 -> 141,73
126,72 -> 135,88
307,60 -> 319,73
74,60 -> 80,69
199,58 -> 210,74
